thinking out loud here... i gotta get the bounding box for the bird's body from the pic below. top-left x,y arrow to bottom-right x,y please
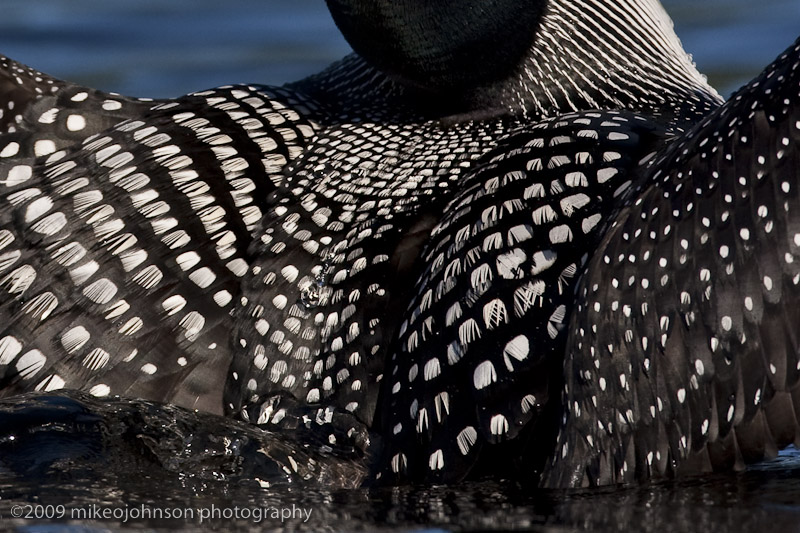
546,39 -> 800,487
0,0 -> 796,489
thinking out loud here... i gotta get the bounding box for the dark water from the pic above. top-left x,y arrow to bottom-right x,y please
2,390 -> 800,533
3,418 -> 800,533
1,1 -> 800,532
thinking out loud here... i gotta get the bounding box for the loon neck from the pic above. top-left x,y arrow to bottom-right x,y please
319,0 -> 722,122
325,0 -> 546,94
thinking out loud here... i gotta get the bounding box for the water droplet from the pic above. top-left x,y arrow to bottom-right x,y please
301,284 -> 320,309
300,260 -> 329,310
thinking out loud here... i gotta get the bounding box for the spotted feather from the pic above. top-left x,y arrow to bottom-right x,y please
544,37 -> 800,488
0,84 -> 320,413
376,111 -> 670,483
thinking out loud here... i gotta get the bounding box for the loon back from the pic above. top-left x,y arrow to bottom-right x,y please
0,0 -> 735,487
0,0 -> 716,412
224,0 -> 721,460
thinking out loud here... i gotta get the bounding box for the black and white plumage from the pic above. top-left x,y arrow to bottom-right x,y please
0,81 -> 318,413
0,0 -> 795,490
376,111 -> 671,483
223,0 -> 722,474
543,37 -> 800,488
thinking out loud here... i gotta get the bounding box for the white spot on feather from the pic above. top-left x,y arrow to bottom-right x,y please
474,360 -> 497,390
0,336 -> 22,364
456,426 -> 478,455
503,335 -> 529,371
16,350 -> 46,379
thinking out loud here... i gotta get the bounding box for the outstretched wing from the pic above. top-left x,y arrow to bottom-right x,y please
0,61 -> 322,413
375,111 -> 669,483
543,37 -> 800,488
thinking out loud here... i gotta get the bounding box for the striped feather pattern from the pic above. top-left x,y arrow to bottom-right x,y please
1,0 -> 782,490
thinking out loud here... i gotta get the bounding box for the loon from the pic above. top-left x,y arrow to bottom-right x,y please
0,0 -> 795,489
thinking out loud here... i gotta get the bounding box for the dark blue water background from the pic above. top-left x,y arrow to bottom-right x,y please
0,1 -> 800,531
